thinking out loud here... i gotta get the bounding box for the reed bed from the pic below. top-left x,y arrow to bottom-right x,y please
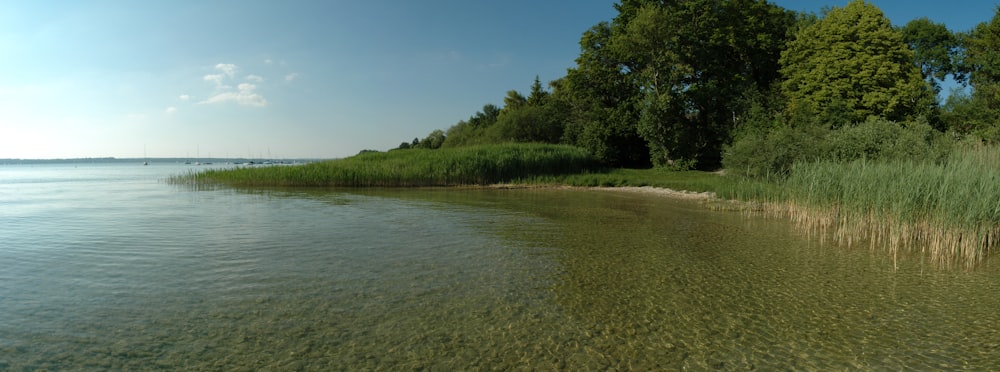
726,146 -> 1000,269
168,143 -> 600,188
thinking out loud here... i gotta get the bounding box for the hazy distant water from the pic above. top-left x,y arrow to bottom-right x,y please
3,162 -> 1000,369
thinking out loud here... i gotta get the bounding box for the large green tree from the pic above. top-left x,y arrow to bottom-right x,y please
947,7 -> 1000,141
558,21 -> 650,167
780,0 -> 932,124
900,17 -> 962,93
613,0 -> 795,168
964,8 -> 1000,112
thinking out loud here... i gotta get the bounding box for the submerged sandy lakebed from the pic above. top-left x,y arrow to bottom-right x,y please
483,183 -> 718,201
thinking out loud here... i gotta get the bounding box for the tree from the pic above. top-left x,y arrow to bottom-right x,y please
614,0 -> 795,168
502,90 -> 527,111
489,106 -> 561,143
468,104 -> 501,128
527,75 -> 550,106
900,17 -> 962,93
488,78 -> 565,144
941,91 -> 998,140
441,104 -> 501,148
558,21 -> 650,167
442,120 -> 480,148
780,0 -> 933,124
963,8 -> 1000,115
418,129 -> 446,149
944,8 -> 1000,140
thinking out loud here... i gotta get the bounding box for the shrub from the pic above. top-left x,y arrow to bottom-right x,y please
724,117 -> 953,178
723,124 -> 828,178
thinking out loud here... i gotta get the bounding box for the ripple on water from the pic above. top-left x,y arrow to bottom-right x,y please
3,173 -> 1000,369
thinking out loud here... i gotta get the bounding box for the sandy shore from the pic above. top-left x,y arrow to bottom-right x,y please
589,186 -> 717,200
484,184 -> 717,201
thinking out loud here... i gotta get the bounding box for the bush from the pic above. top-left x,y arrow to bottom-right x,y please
725,117 -> 953,178
723,124 -> 828,178
824,117 -> 932,161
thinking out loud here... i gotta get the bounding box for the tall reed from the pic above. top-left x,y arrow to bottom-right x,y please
729,146 -> 1000,268
168,143 -> 599,188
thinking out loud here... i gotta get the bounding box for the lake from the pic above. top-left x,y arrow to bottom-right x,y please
2,162 -> 999,369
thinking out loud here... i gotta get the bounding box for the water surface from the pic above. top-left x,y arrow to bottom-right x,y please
2,163 -> 999,369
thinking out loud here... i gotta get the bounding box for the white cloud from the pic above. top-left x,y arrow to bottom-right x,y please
215,63 -> 238,77
203,74 -> 224,86
192,62 -> 270,108
178,94 -> 190,101
199,83 -> 267,107
264,59 -> 273,65
165,106 -> 177,114
284,73 -> 300,82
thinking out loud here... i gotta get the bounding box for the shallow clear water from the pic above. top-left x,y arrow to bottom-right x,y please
2,162 -> 1000,369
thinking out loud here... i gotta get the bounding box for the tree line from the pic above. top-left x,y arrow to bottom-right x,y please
394,0 -> 1000,174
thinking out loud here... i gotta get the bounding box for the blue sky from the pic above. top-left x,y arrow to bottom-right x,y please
1,1 -> 997,159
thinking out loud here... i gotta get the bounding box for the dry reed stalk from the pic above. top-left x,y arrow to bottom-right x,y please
743,196 -> 993,269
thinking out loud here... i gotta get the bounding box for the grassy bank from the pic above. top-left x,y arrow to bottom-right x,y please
168,143 -> 600,187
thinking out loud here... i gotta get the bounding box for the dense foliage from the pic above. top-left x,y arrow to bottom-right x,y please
779,1 -> 932,123
396,0 -> 1000,173
901,17 -> 962,94
624,0 -> 794,169
724,117 -> 955,178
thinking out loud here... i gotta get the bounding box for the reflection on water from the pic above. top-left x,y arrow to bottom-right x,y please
373,189 -> 1000,370
2,164 -> 1000,369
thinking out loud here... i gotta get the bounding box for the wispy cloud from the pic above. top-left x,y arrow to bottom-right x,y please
200,83 -> 267,107
215,63 -> 238,77
165,106 -> 177,114
178,94 -> 190,101
203,63 -> 242,87
191,62 -> 272,107
264,59 -> 273,65
284,73 -> 300,82
203,74 -> 225,86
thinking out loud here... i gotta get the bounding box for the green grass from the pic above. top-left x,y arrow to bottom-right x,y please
168,143 -> 601,187
522,168 -> 726,192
